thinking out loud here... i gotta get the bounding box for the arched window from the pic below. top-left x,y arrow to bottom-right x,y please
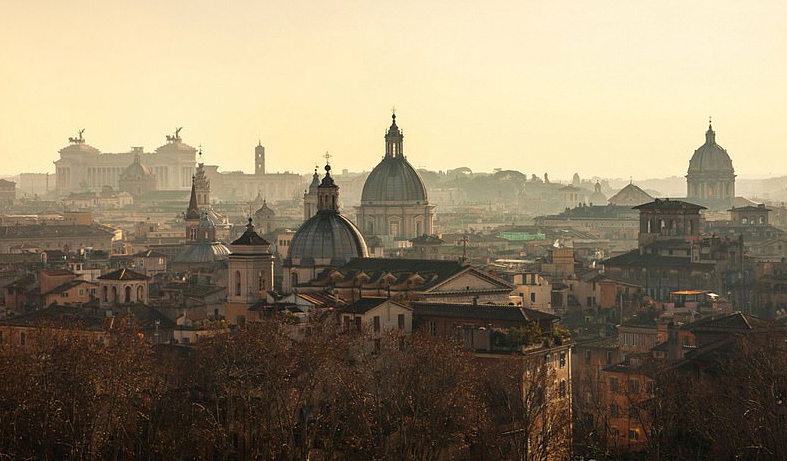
137,285 -> 144,302
235,271 -> 241,296
291,272 -> 299,288
111,286 -> 118,305
258,271 -> 266,292
103,286 -> 108,302
124,286 -> 132,304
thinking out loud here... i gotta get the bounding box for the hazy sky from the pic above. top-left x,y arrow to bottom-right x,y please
2,1 -> 786,181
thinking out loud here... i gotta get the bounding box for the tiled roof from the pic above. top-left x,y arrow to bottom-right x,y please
159,283 -> 225,298
0,224 -> 114,239
0,305 -> 106,330
43,279 -> 96,296
98,268 -> 149,281
339,297 -> 410,314
603,251 -> 712,268
729,205 -> 771,212
688,312 -> 777,334
40,269 -> 76,277
410,234 -> 445,245
131,249 -> 168,258
413,302 -> 558,323
633,198 -> 706,211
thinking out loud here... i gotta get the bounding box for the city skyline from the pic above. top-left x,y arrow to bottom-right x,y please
2,1 -> 786,179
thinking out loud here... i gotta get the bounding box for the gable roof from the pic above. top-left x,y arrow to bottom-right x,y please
633,198 -> 706,211
131,249 -> 168,258
43,279 -> 97,296
688,311 -> 776,334
412,301 -> 558,323
336,258 -> 513,292
98,268 -> 149,281
0,304 -> 106,330
339,297 -> 411,315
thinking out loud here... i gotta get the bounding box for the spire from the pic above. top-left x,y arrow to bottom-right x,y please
706,117 -> 716,144
185,176 -> 200,220
385,111 -> 404,159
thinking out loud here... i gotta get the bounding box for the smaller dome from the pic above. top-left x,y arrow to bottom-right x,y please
122,154 -> 154,179
255,199 -> 275,218
175,242 -> 230,263
588,181 -> 608,205
288,213 -> 368,265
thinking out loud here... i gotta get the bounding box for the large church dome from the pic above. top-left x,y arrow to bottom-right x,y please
289,165 -> 368,265
687,123 -> 734,175
361,114 -> 428,204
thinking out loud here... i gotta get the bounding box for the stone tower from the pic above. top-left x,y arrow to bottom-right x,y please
255,141 -> 265,175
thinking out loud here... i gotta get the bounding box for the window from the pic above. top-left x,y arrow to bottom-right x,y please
19,332 -> 26,346
343,316 -> 351,331
606,351 -> 614,364
373,316 -> 380,333
398,314 -> 405,330
629,379 -> 639,393
610,376 -> 619,392
559,380 -> 566,398
584,349 -> 591,364
610,403 -> 619,418
629,429 -> 639,441
0,331 -> 3,343
429,321 -> 437,336
78,288 -> 84,296
61,292 -> 68,298
355,317 -> 362,332
234,271 -> 241,296
530,292 -> 536,303
559,351 -> 566,368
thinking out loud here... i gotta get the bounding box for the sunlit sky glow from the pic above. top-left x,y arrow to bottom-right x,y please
2,1 -> 786,181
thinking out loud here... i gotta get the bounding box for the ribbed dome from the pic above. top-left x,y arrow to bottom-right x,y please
361,114 -> 428,204
122,154 -> 154,179
362,157 -> 428,203
288,212 -> 368,265
687,124 -> 734,175
175,242 -> 230,263
254,200 -> 275,218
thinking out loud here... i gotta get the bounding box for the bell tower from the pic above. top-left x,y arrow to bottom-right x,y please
255,141 -> 265,175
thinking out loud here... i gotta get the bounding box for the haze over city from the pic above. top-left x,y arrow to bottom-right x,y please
2,0 -> 786,179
